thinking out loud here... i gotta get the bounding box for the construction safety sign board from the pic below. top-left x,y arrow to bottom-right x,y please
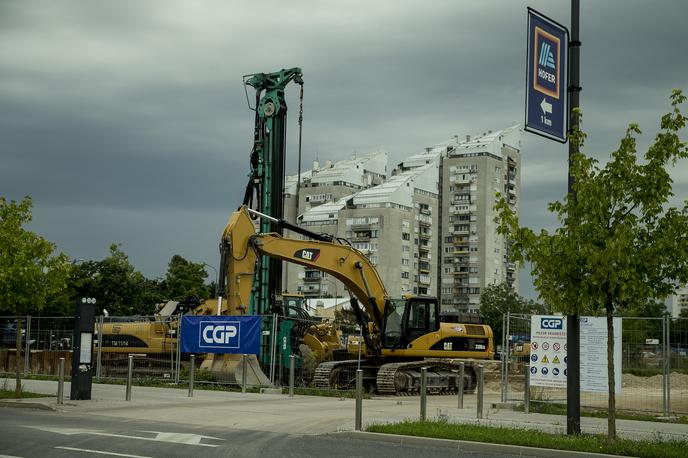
525,8 -> 569,143
180,316 -> 261,355
530,315 -> 567,388
529,315 -> 623,393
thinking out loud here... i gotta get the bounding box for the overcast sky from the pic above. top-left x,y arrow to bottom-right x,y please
1,0 -> 686,300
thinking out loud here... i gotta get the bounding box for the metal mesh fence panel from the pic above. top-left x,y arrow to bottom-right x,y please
501,314 -> 688,416
669,317 -> 688,415
0,316 -> 73,377
98,315 -> 178,382
504,314 -> 532,402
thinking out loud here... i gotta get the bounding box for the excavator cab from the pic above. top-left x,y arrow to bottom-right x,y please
381,297 -> 440,349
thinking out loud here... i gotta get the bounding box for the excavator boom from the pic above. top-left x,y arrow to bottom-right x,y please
220,205 -> 389,351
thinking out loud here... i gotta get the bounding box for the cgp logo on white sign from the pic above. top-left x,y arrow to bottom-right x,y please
199,321 -> 240,349
540,318 -> 563,330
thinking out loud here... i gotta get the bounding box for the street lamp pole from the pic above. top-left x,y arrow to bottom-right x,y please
202,263 -> 221,315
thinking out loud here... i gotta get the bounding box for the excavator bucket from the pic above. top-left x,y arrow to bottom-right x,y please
199,353 -> 271,386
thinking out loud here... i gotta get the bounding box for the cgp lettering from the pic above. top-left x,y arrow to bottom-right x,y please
200,323 -> 240,348
540,318 -> 563,330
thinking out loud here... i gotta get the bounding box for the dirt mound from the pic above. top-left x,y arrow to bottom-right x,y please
622,372 -> 688,389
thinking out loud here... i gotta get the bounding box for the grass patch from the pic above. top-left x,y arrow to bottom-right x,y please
516,401 -> 688,424
0,389 -> 53,399
367,421 -> 687,458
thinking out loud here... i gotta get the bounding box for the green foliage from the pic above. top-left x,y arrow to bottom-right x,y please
479,283 -> 547,340
46,244 -> 166,316
0,196 -> 71,394
497,90 -> 688,316
0,196 -> 71,316
496,90 -> 688,439
163,255 -> 209,300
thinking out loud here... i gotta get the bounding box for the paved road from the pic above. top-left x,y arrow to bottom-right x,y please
0,408 -> 540,458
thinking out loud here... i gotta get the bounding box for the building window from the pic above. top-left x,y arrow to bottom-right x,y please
401,272 -> 409,279
402,233 -> 410,241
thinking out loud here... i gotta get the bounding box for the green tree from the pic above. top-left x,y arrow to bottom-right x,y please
479,283 -> 547,345
77,244 -> 158,315
164,255 -> 209,300
497,91 -> 688,440
0,196 -> 70,394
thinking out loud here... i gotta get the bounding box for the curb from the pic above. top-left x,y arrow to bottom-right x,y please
0,399 -> 56,411
331,431 -> 633,458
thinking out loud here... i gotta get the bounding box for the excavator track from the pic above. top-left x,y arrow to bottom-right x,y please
314,358 -> 477,395
313,360 -> 361,390
376,359 -> 475,395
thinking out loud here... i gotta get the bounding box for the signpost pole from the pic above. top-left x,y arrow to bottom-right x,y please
567,0 -> 582,436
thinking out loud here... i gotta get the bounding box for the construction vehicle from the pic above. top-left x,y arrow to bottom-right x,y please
216,204 -> 494,394
95,294 -> 339,382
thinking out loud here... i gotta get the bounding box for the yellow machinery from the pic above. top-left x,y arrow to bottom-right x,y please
213,205 -> 494,394
97,295 -> 340,384
275,293 -> 342,365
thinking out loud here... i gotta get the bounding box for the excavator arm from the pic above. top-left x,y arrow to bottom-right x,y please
219,205 -> 390,351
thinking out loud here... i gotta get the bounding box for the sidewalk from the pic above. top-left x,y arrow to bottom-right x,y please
3,377 -> 687,441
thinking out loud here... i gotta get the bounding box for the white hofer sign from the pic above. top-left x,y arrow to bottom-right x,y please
580,316 -> 622,394
529,315 -> 567,388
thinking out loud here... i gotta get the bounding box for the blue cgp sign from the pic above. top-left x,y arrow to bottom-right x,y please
525,8 -> 569,143
180,315 -> 261,355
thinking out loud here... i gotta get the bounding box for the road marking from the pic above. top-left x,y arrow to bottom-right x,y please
54,447 -> 151,458
0,454 -> 23,458
142,431 -> 222,445
26,426 -> 222,447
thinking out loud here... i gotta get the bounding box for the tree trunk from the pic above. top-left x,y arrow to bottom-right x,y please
606,302 -> 616,441
15,313 -> 22,396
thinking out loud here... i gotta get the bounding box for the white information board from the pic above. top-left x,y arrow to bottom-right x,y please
529,315 -> 567,388
580,316 -> 622,394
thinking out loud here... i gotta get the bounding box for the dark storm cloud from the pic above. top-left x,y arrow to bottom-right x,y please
1,0 -> 686,298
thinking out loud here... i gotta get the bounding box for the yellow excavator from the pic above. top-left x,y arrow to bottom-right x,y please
212,204 -> 494,394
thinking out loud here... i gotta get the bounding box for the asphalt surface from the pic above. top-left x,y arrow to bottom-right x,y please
1,377 -> 686,457
0,408 -> 540,458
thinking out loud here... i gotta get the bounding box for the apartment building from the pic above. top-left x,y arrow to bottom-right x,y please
291,159 -> 439,298
282,151 -> 387,295
666,285 -> 688,318
439,126 -> 521,313
279,126 -> 521,312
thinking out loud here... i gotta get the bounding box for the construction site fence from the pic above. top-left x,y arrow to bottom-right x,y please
500,313 -> 688,416
0,314 -> 354,395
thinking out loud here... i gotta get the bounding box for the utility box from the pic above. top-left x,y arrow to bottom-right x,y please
70,297 -> 96,400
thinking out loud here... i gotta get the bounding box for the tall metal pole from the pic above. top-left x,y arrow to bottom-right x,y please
567,0 -> 582,436
24,316 -> 31,375
355,369 -> 363,430
420,367 -> 427,421
188,354 -> 195,398
96,315 -> 103,382
667,316 -> 671,416
126,355 -> 133,401
57,357 -> 65,405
